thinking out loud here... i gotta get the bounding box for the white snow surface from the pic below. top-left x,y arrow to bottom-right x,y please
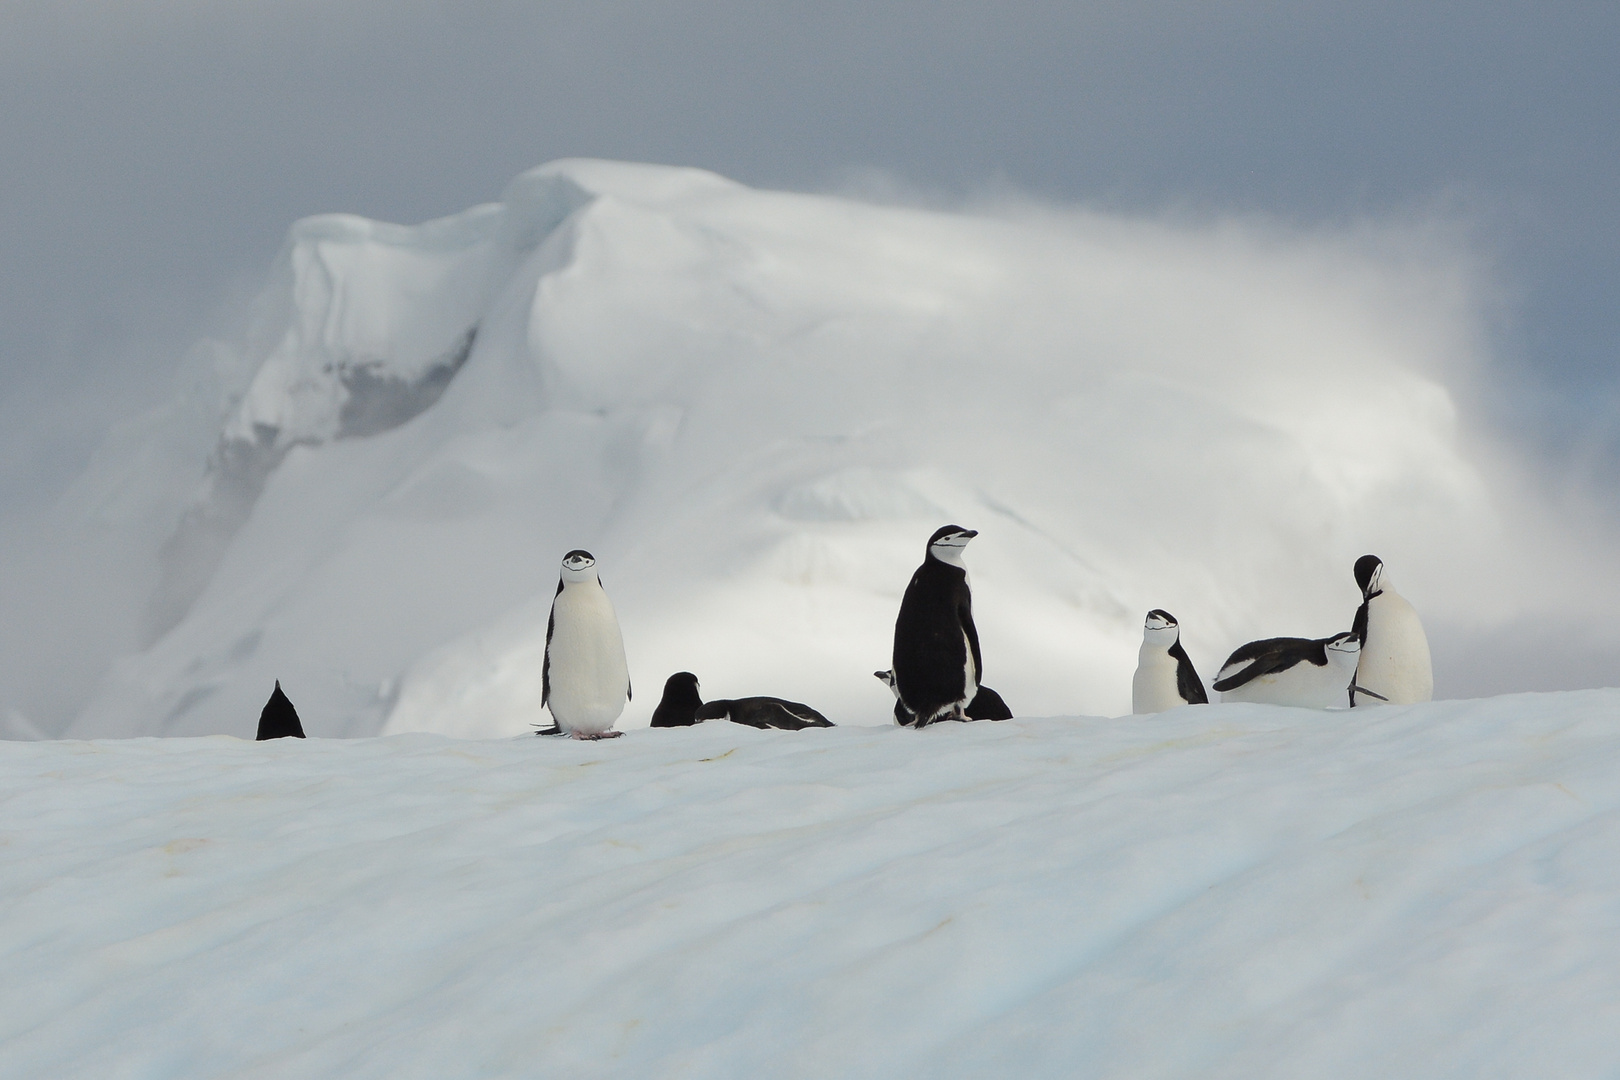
62,158 -> 1620,739
7,691 -> 1620,1077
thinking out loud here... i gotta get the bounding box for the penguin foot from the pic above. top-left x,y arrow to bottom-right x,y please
571,730 -> 624,740
911,705 -> 971,728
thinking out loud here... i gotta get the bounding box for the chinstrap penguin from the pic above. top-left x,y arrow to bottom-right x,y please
539,549 -> 631,740
1350,555 -> 1434,706
650,672 -> 703,727
649,672 -> 832,730
874,669 -> 1012,723
891,525 -> 982,727
1214,631 -> 1367,708
1131,609 -> 1209,714
693,697 -> 834,730
256,680 -> 305,740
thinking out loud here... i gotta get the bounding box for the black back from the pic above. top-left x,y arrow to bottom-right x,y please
694,697 -> 834,730
966,684 -> 1013,721
1167,638 -> 1210,704
256,681 -> 305,740
650,672 -> 704,727
892,538 -> 981,721
1212,636 -> 1329,693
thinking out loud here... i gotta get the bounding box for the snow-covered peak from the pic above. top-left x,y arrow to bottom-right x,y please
71,159 -> 1620,739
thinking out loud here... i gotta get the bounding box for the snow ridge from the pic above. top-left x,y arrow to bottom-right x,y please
7,692 -> 1620,1077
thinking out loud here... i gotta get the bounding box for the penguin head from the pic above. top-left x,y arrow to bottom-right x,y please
1142,609 -> 1181,647
873,669 -> 899,699
663,671 -> 700,695
926,525 -> 978,566
1354,554 -> 1384,599
560,549 -> 598,584
661,672 -> 702,706
1325,631 -> 1363,663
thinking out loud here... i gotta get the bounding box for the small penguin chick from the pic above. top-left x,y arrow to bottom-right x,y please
1131,609 -> 1208,714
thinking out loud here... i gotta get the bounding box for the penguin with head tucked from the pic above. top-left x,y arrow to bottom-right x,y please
890,525 -> 982,727
1213,630 -> 1365,708
650,672 -> 703,727
540,550 -> 631,740
1132,610 -> 1208,714
1350,554 -> 1434,706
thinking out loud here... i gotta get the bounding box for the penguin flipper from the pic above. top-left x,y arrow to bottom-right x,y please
1212,639 -> 1306,693
692,700 -> 730,723
1168,639 -> 1209,704
778,700 -> 834,728
542,592 -> 558,708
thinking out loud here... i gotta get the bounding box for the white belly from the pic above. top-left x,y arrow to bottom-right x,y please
547,587 -> 630,734
1132,646 -> 1183,714
962,630 -> 978,704
1354,592 -> 1434,705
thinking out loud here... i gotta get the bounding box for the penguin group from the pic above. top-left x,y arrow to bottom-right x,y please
252,531 -> 1433,739
1131,553 -> 1433,713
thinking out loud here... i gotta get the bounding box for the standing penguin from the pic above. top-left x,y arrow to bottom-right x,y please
1213,631 -> 1364,708
1350,555 -> 1434,705
891,525 -> 982,727
1131,610 -> 1209,714
541,550 -> 631,740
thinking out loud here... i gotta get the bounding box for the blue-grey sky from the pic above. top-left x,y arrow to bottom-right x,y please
2,0 -> 1617,510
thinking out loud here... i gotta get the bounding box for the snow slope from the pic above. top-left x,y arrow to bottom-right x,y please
7,692 -> 1620,1077
62,158 -> 1620,739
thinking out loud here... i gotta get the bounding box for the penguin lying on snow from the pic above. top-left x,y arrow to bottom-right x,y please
873,670 -> 1012,723
892,525 -> 983,727
1131,609 -> 1208,714
1350,554 -> 1433,706
537,549 -> 631,740
256,681 -> 305,740
649,672 -> 833,730
695,697 -> 833,730
1214,631 -> 1367,708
